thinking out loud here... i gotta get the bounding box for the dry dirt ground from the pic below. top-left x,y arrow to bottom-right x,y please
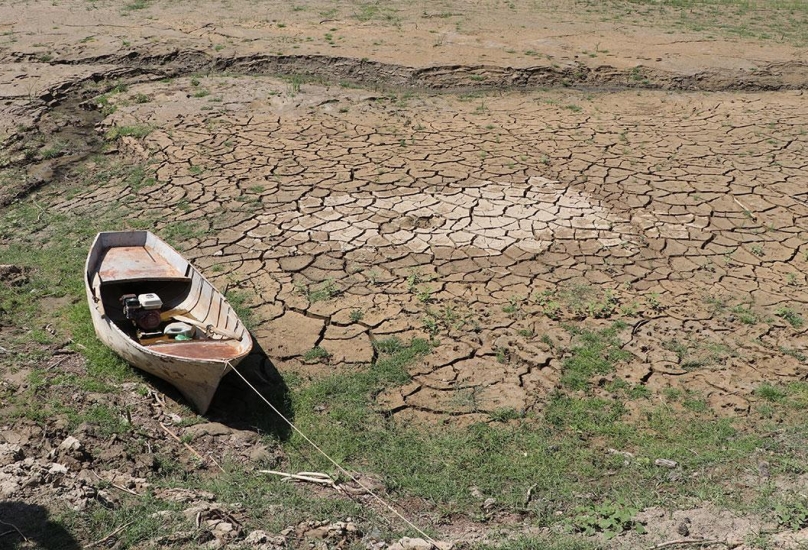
1,0 -> 808,548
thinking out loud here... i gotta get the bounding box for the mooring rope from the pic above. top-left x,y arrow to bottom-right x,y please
226,361 -> 440,547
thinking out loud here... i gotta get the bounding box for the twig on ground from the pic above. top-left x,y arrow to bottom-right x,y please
91,470 -> 140,496
732,196 -> 757,220
84,521 -> 133,549
159,422 -> 225,472
259,470 -> 335,485
649,538 -> 731,550
46,356 -> 70,371
0,520 -> 27,542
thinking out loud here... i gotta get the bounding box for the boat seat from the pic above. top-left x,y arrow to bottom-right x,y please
147,340 -> 246,361
98,246 -> 190,283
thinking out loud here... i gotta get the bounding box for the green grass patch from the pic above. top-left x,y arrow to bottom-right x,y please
67,302 -> 131,381
560,322 -> 630,391
105,125 -> 152,141
776,306 -> 804,328
298,278 -> 341,303
224,289 -> 256,331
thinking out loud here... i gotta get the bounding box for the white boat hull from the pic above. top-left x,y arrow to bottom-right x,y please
85,231 -> 253,414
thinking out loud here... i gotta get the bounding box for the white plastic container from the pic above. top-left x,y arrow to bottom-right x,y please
164,322 -> 194,338
138,293 -> 163,310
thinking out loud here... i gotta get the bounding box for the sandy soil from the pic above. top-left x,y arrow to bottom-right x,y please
1,0 -> 808,548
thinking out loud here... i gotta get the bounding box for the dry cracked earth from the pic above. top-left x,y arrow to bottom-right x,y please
2,0 -> 808,548
81,78 -> 808,422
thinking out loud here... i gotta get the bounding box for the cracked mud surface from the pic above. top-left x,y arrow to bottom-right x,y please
1,0 -> 807,423
49,77 -> 808,423
2,1 -> 808,546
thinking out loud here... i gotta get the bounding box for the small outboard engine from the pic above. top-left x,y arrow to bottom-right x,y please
120,293 -> 163,331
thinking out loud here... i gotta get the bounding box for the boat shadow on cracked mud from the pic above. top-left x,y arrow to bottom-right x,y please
0,501 -> 80,550
129,336 -> 293,441
207,338 -> 293,441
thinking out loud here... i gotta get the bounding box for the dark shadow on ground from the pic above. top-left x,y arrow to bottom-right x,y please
0,501 -> 79,550
206,337 -> 293,441
121,336 -> 293,440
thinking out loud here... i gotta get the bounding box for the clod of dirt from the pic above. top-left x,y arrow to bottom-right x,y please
389,537 -> 451,550
0,443 -> 24,466
0,264 -> 29,287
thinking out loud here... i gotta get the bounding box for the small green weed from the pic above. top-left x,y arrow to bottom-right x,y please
162,220 -> 209,247
224,289 -> 256,331
105,125 -> 152,141
647,292 -> 664,312
533,285 -> 620,320
303,346 -> 331,363
40,141 -> 66,159
756,383 -> 787,403
776,307 -> 804,329
489,407 -> 523,422
503,295 -> 521,315
731,304 -> 757,324
775,493 -> 808,530
570,500 -> 645,539
779,346 -> 807,362
123,0 -> 149,10
302,279 -> 340,302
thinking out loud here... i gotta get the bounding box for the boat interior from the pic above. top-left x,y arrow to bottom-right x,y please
90,237 -> 249,361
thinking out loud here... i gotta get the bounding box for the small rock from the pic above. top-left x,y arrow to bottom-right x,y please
758,461 -> 770,479
0,444 -> 23,466
677,517 -> 691,536
245,530 -> 270,544
75,423 -> 98,436
389,538 -> 433,550
183,503 -> 212,520
59,436 -> 82,452
248,444 -> 273,464
654,458 -> 678,468
607,448 -> 634,459
0,265 -> 28,286
214,522 -> 234,534
184,422 -> 233,439
76,469 -> 95,485
482,497 -> 497,511
49,463 -> 68,475
0,479 -> 20,497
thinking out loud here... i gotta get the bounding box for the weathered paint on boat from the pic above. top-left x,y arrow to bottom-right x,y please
85,231 -> 253,414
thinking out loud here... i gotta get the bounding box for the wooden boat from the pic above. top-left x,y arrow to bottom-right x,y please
85,231 -> 253,414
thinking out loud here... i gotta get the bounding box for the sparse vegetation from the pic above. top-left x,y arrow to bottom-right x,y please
776,306 -> 804,328
303,345 -> 331,363
104,125 -> 152,141
299,279 -> 341,302
560,322 -> 630,390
